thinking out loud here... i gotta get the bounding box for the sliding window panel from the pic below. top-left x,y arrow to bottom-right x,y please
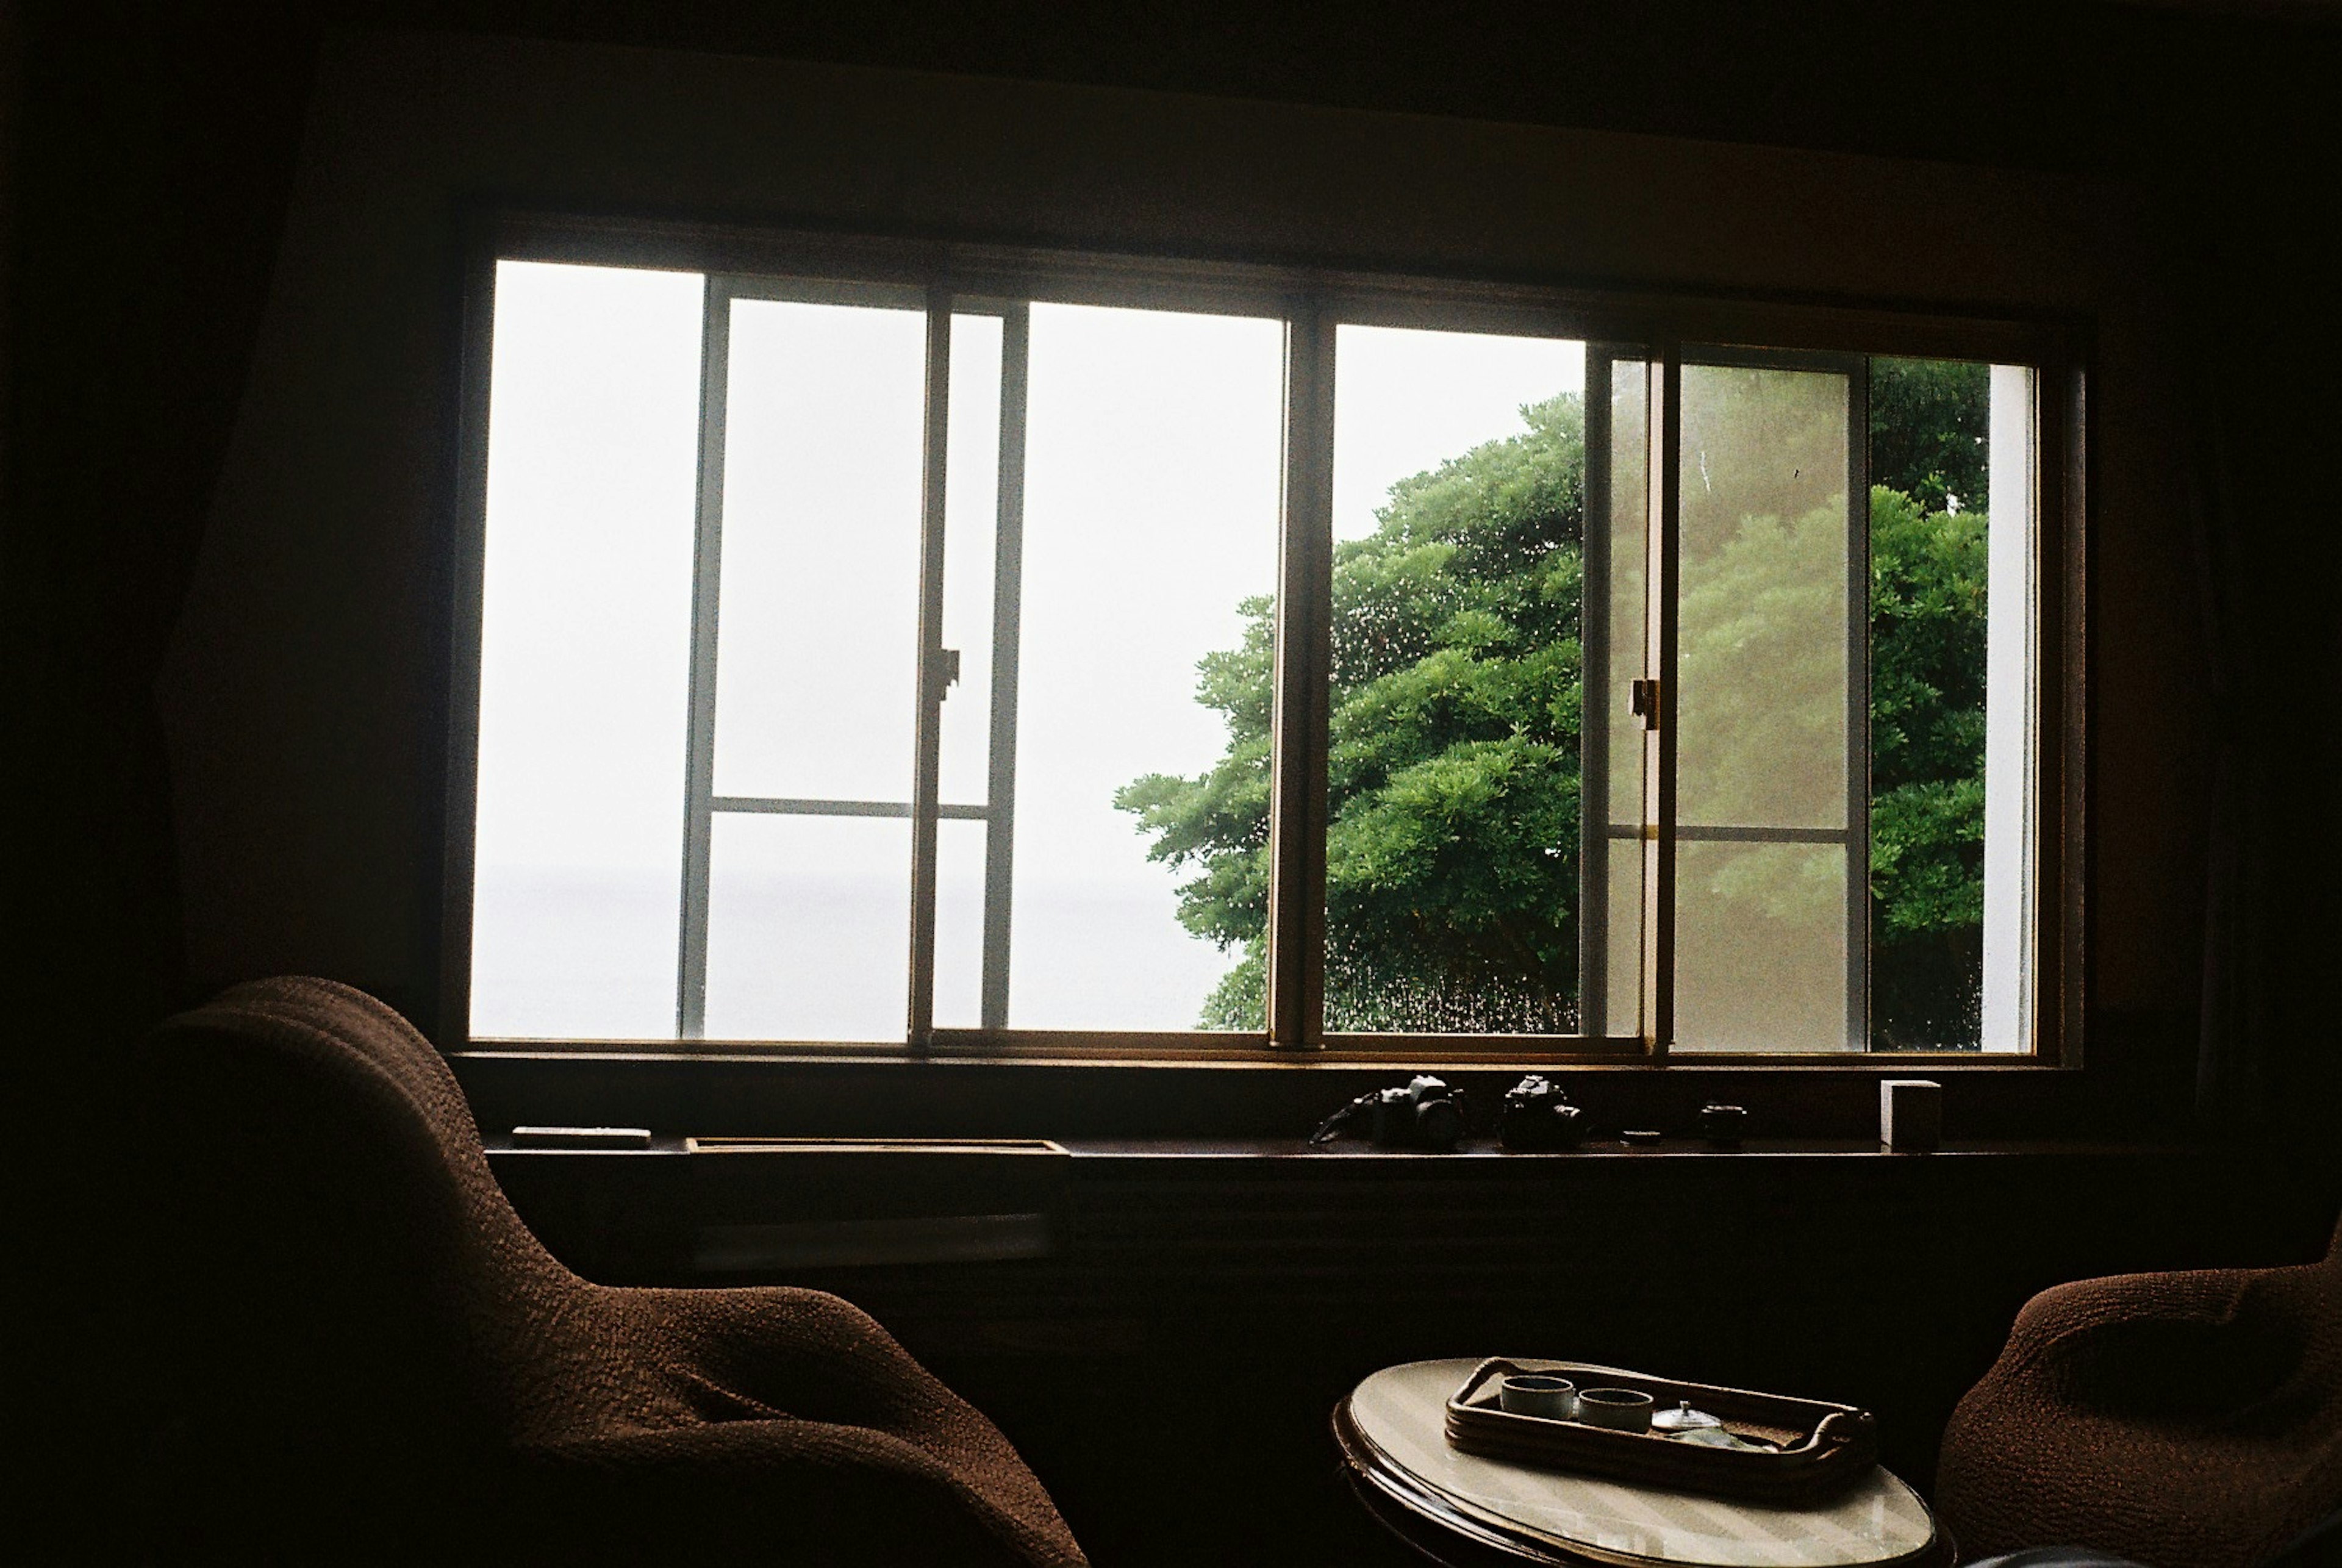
1321,324 -> 1592,1033
709,298 -> 928,804
703,814 -> 909,1041
929,311 -> 1009,1031
470,261 -> 703,1039
939,313 -> 1004,807
1589,355 -> 1652,1039
1008,303 -> 1285,1031
1674,360 -> 1858,1050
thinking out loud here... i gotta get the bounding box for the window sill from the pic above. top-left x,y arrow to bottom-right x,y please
450,1046 -> 2097,1148
456,1039 -> 2071,1069
484,1132 -> 2182,1160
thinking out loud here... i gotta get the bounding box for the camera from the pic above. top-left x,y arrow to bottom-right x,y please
1369,1075 -> 1466,1151
1696,1102 -> 1747,1145
1312,1075 -> 1467,1152
1499,1075 -> 1586,1151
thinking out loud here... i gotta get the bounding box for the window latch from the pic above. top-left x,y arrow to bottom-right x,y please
933,647 -> 962,695
1630,678 -> 1662,731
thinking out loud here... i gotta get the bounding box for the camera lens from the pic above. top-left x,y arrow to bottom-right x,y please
1414,1096 -> 1463,1151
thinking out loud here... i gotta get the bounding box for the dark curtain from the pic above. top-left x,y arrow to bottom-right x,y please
3,4 -> 326,1550
4,0 -> 324,1061
2182,152 -> 2342,1145
2191,371 -> 2274,1134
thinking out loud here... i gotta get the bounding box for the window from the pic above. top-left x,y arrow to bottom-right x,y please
454,224 -> 2074,1062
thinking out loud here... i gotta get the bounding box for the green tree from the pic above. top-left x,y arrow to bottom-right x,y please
1869,356 -> 1988,514
1117,394 -> 1588,1030
1867,359 -> 1990,1046
1120,361 -> 1992,1044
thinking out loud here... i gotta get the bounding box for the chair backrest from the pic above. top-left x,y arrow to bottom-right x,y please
140,973 -> 569,1289
1935,1206 -> 2342,1568
129,977 -> 569,1549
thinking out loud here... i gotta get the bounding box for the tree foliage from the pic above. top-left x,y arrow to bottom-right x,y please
1117,395 -> 1587,1030
1866,359 -> 1990,1045
1119,357 -> 1994,1045
1869,356 -> 1988,514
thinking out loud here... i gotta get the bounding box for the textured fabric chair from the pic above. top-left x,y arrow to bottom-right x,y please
1935,1214 -> 2342,1568
125,976 -> 1086,1566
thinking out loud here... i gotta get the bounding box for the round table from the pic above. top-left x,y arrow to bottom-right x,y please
1333,1359 -> 1947,1568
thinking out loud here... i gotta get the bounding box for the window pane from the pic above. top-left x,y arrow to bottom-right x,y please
933,817 -> 987,1030
1677,363 -> 1851,830
929,312 -> 1006,1033
1603,838 -> 1644,1033
1866,356 -> 2025,1051
1675,841 -> 1849,1052
711,297 -> 926,804
940,313 -> 1003,808
1597,356 -> 1651,1039
1674,361 -> 1855,1051
703,814 -> 907,1041
470,260 -> 702,1039
1980,365 -> 2038,1054
1323,325 -> 1589,1033
1012,303 -> 1284,1029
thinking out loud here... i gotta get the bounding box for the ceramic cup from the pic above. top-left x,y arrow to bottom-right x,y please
1497,1373 -> 1578,1420
1575,1387 -> 1656,1432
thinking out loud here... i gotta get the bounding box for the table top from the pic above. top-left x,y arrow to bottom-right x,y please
1338,1359 -> 1943,1568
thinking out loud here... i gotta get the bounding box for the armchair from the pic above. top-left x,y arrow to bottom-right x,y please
1935,1215 -> 2342,1567
125,976 -> 1085,1566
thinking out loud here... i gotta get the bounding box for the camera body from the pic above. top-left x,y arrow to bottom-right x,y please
1499,1074 -> 1586,1151
1367,1075 -> 1466,1151
1696,1102 -> 1747,1145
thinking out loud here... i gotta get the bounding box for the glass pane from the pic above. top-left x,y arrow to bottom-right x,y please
1015,303 -> 1284,1029
703,814 -> 906,1041
1599,356 -> 1650,1039
1323,324 -> 1588,1033
940,313 -> 1003,808
1675,840 -> 1849,1051
1866,356 -> 2009,1050
1674,360 -> 1855,1052
933,817 -> 986,1029
711,297 -> 926,803
1603,837 -> 1643,1033
1676,363 -> 1850,831
470,260 -> 703,1039
1980,365 -> 2038,1054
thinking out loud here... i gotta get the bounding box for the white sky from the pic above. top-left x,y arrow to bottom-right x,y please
470,262 -> 1584,1039
1333,326 -> 1584,540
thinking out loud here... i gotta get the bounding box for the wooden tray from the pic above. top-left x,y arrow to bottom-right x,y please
1444,1358 -> 1878,1505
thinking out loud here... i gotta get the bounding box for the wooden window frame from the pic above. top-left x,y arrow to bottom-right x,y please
441,211 -> 2085,1084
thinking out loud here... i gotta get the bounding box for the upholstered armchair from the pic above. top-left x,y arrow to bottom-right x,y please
1936,1216 -> 2342,1568
126,976 -> 1085,1566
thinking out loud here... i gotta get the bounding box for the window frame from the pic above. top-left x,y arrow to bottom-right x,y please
441,210 -> 2085,1073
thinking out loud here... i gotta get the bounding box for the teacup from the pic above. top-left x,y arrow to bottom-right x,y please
1575,1387 -> 1656,1432
1497,1373 -> 1578,1420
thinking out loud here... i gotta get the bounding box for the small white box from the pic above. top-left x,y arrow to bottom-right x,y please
510,1125 -> 653,1149
1879,1080 -> 1943,1150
